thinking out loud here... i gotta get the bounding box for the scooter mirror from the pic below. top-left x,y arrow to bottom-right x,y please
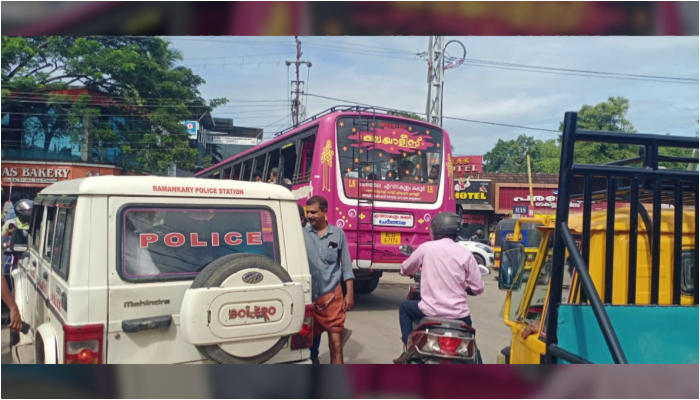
478,264 -> 490,276
399,245 -> 414,256
9,228 -> 29,254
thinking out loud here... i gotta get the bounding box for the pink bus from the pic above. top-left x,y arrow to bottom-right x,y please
196,106 -> 456,294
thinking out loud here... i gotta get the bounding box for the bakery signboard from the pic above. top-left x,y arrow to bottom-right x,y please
2,162 -> 122,187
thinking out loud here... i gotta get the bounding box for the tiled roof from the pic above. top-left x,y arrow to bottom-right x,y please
468,172 -> 560,184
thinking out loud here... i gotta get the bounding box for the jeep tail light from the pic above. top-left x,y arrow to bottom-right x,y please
291,304 -> 314,350
63,324 -> 103,364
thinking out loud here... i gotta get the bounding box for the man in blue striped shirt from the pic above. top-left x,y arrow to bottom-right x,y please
303,195 -> 354,364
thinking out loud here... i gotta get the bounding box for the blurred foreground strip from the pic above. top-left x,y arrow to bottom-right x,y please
1,364 -> 697,398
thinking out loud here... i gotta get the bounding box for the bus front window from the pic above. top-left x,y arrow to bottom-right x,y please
337,117 -> 444,204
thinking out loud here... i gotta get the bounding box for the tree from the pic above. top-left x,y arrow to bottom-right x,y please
483,134 -> 561,173
484,97 -> 696,174
1,36 -> 227,173
657,132 -> 698,170
531,138 -> 561,173
558,96 -> 638,164
560,97 -> 696,168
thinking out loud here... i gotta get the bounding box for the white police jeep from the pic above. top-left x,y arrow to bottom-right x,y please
10,176 -> 313,364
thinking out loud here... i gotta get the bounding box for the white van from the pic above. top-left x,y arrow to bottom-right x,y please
10,176 -> 313,364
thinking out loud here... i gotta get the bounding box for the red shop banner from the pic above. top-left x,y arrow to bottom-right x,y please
496,185 -> 621,215
462,214 -> 485,225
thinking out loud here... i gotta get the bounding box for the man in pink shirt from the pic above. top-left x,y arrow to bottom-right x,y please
395,212 -> 485,364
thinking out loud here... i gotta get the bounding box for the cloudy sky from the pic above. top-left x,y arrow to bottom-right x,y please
166,36 -> 699,156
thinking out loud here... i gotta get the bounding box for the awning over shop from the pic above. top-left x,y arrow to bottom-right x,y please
460,204 -> 495,212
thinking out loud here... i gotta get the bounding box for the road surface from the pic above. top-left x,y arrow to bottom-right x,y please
1,272 -> 511,364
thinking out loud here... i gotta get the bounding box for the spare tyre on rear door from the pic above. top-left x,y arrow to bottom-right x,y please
180,253 -> 305,364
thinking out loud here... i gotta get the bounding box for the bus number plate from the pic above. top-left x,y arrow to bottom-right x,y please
381,232 -> 401,245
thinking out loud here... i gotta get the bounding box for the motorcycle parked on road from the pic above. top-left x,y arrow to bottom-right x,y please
398,244 -> 489,364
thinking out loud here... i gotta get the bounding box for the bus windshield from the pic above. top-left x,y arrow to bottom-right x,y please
337,116 -> 444,204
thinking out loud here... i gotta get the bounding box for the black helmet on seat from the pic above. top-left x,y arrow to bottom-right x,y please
14,199 -> 33,224
430,212 -> 460,240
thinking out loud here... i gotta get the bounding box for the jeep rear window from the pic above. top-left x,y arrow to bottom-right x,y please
119,207 -> 278,282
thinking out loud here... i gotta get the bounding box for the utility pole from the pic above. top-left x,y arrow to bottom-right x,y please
424,37 -> 466,127
286,36 -> 312,127
425,36 -> 445,127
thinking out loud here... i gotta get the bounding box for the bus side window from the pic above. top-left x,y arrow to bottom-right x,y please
231,164 -> 241,180
280,143 -> 297,184
298,135 -> 316,183
222,166 -> 232,180
268,148 -> 281,183
242,159 -> 253,181
252,154 -> 267,182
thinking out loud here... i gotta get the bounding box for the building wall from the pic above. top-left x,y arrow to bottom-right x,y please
1,88 -> 136,197
1,89 -> 134,166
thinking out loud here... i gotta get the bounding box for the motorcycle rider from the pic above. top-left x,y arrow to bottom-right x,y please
2,199 -> 32,237
1,190 -> 7,224
2,199 -> 32,321
3,192 -> 25,223
395,212 -> 485,364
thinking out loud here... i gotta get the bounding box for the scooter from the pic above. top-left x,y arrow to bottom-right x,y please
399,244 -> 489,364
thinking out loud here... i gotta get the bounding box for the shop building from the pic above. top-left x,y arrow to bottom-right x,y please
453,163 -> 634,240
454,177 -> 494,240
477,172 -> 617,223
1,88 -> 131,199
1,87 -> 263,198
452,155 -> 490,239
195,117 -> 263,172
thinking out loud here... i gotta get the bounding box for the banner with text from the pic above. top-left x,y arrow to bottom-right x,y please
454,179 -> 491,205
343,178 -> 438,203
2,162 -> 122,188
452,155 -> 483,176
496,184 -> 619,215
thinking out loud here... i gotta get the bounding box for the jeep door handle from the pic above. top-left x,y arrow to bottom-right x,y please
32,261 -> 37,268
122,315 -> 173,333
